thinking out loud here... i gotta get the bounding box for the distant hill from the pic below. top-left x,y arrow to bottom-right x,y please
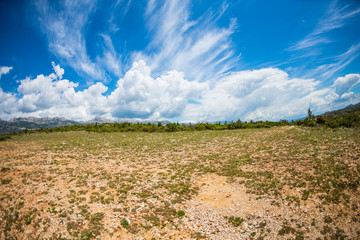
0,116 -> 171,135
321,102 -> 360,117
0,117 -> 80,135
317,102 -> 360,128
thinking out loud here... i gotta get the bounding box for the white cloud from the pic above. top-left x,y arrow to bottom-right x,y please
35,0 -> 103,80
289,1 -> 360,52
0,88 -> 17,117
97,34 -> 122,77
51,62 -> 64,79
1,61 -> 359,122
0,66 -> 13,79
108,60 -> 207,119
0,62 -> 110,120
17,72 -> 79,112
341,92 -> 356,100
334,73 -> 360,97
304,43 -> 360,81
140,0 -> 239,83
182,68 -> 325,121
33,0 -> 240,86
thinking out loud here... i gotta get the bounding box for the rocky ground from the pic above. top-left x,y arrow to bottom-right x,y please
0,126 -> 359,239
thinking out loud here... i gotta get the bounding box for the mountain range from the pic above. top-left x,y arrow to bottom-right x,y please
0,116 -> 170,135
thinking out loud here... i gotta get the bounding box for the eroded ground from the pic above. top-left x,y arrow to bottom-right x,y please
0,126 -> 359,239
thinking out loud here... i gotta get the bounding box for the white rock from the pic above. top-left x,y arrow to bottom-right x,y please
241,223 -> 248,230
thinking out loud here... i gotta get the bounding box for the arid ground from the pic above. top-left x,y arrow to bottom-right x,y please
1,126 -> 360,239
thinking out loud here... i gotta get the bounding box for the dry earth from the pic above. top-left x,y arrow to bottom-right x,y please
0,126 -> 359,239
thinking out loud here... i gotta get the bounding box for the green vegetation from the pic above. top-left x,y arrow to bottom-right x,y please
121,219 -> 129,228
19,119 -> 289,134
297,104 -> 360,128
224,215 -> 245,227
1,104 -> 359,142
177,210 -> 186,217
0,134 -> 11,141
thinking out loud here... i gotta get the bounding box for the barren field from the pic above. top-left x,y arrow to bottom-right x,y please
1,126 -> 360,239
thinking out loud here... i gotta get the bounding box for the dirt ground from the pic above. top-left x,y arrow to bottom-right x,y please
0,126 -> 359,239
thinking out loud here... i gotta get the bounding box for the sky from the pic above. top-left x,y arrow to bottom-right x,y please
0,0 -> 360,122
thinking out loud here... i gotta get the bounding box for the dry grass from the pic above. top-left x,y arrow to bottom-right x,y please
0,126 -> 359,239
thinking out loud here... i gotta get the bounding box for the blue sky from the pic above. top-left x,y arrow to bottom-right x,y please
0,0 -> 360,122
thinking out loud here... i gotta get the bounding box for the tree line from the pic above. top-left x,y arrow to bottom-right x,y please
1,107 -> 359,140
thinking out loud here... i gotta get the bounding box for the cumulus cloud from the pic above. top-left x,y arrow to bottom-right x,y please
182,68 -> 327,121
0,66 -> 13,79
51,62 -> 64,79
0,62 -> 110,120
1,61 -> 359,122
0,61 -> 208,121
340,92 -> 356,100
108,60 -> 207,119
17,72 -> 79,113
334,73 -> 360,97
0,88 -> 17,116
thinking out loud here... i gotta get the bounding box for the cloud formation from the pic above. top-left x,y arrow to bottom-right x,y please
334,74 -> 360,97
2,1 -> 359,122
108,60 -> 207,119
289,1 -> 360,52
1,61 -> 359,122
35,0 -> 103,80
183,68 -> 328,121
142,0 -> 239,83
283,0 -> 360,81
0,66 -> 13,79
0,61 -> 207,121
0,63 -> 108,120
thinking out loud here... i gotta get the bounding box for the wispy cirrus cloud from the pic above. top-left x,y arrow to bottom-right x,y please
287,0 -> 360,56
97,34 -> 122,78
35,0 -> 103,80
314,43 -> 360,80
139,0 -> 240,83
34,0 -> 239,84
282,0 -> 360,81
288,0 -> 360,52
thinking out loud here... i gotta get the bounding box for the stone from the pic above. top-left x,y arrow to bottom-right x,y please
241,223 -> 248,231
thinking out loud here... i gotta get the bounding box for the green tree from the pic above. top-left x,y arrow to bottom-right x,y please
307,108 -> 314,120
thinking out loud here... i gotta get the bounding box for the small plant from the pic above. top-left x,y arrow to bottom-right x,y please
121,218 -> 129,228
1,179 -> 11,184
90,212 -> 104,225
0,135 -> 11,141
191,232 -> 206,239
177,210 -> 185,217
1,167 -> 10,172
278,225 -> 296,236
224,215 -> 245,227
321,225 -> 333,235
301,189 -> 310,200
311,218 -> 316,227
324,215 -> 333,223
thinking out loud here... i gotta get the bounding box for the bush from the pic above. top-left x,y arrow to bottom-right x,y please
316,116 -> 326,125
